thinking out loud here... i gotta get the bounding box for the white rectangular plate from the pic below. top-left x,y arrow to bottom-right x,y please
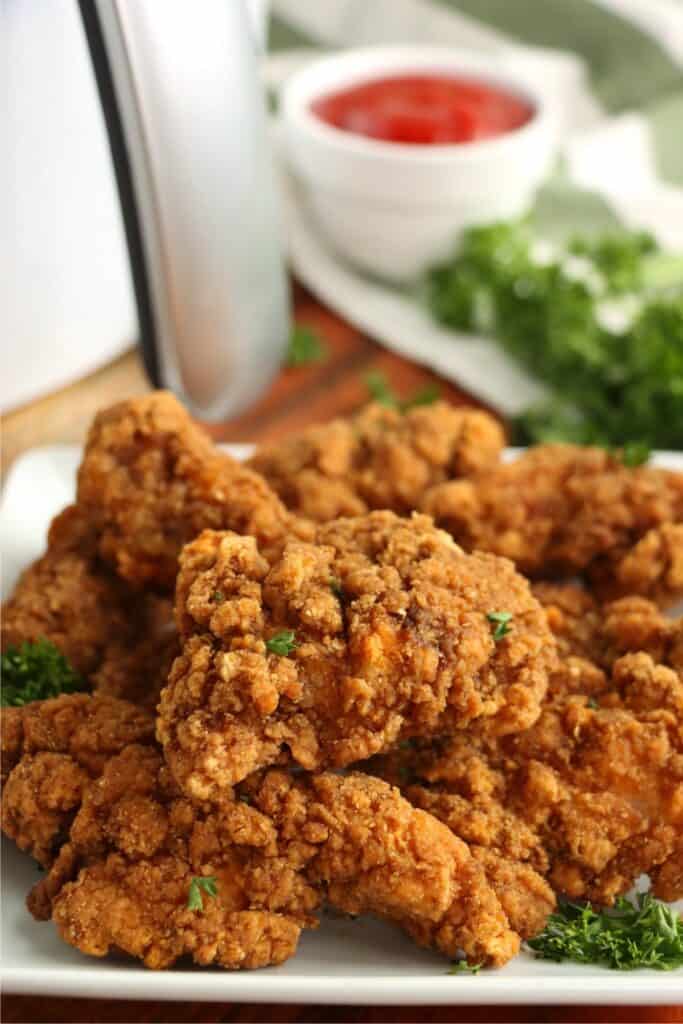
2,444 -> 682,1004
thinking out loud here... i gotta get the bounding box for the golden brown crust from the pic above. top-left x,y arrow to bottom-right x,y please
158,514 -> 556,797
600,597 -> 683,672
1,695 -> 155,865
1,506 -> 132,678
38,746 -> 316,969
372,653 -> 683,906
90,595 -> 178,711
30,743 -> 519,969
248,402 -> 505,523
2,752 -> 90,867
421,445 -> 683,592
533,585 -> 683,694
76,392 -> 314,590
588,523 -> 683,606
2,503 -> 178,709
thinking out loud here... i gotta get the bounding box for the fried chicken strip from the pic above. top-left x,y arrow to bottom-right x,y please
158,512 -> 556,795
28,742 -> 518,969
248,402 -> 505,522
1,694 -> 154,865
373,652 -> 683,907
533,584 -> 683,696
422,445 -> 683,603
76,391 -> 313,590
1,501 -> 178,709
1,506 -> 129,678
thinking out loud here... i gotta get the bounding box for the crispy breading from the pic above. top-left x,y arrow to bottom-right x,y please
0,506 -> 175,715
31,744 -> 317,969
248,402 -> 505,523
158,514 -> 556,796
2,753 -> 90,868
29,744 -> 519,969
533,584 -> 683,692
531,583 -> 604,663
91,595 -> 178,711
1,506 -> 131,677
600,597 -> 683,672
76,392 -> 313,590
1,695 -> 154,864
588,523 -> 683,606
372,653 -> 683,907
1,504 -> 177,709
421,445 -> 683,597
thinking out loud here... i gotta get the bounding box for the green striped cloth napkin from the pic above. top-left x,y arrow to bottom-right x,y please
265,0 -> 683,413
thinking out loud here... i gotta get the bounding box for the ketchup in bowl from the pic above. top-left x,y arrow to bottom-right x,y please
311,74 -> 534,145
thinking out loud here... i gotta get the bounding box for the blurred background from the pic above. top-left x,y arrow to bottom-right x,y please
4,0 -> 683,476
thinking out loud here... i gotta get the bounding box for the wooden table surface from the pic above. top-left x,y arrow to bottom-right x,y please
2,284 -> 681,1024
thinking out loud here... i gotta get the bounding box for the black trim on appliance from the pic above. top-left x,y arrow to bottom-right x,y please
77,0 -> 160,386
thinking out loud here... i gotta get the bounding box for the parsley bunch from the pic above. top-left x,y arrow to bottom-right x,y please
1,639 -> 86,707
528,894 -> 683,971
425,222 -> 683,449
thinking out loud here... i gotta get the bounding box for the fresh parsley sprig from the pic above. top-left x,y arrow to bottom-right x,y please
265,630 -> 298,656
286,325 -> 328,368
487,611 -> 513,642
449,959 -> 482,975
425,221 -> 683,449
187,876 -> 218,912
1,639 -> 86,707
528,894 -> 683,971
364,371 -> 440,412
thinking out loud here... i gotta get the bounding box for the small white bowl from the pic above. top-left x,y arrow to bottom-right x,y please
282,47 -> 559,282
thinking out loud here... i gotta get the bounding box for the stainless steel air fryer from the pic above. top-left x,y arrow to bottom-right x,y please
80,0 -> 289,420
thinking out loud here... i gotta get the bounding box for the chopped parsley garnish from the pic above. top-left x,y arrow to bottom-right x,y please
425,221 -> 683,449
487,611 -> 513,642
528,894 -> 683,970
329,577 -> 345,600
449,959 -> 482,975
210,590 -> 225,604
1,639 -> 86,707
187,876 -> 218,912
618,441 -> 651,467
286,325 -> 328,367
586,697 -> 600,710
265,630 -> 298,656
364,370 -> 440,412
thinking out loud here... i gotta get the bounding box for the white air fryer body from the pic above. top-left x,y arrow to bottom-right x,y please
5,0 -> 288,419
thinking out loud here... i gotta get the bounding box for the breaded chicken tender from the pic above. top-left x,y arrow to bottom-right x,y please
158,512 -> 556,796
588,522 -> 683,605
76,391 -> 314,590
600,596 -> 683,673
533,584 -> 683,691
29,744 -> 519,969
248,402 -> 505,523
91,595 -> 178,710
1,505 -> 178,710
1,694 -> 154,865
421,445 -> 683,601
1,506 -> 131,677
373,653 -> 683,907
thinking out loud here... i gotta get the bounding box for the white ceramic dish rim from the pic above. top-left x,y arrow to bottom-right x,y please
1,443 -> 682,1005
282,46 -> 553,165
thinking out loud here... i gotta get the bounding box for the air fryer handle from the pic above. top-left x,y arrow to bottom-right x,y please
79,0 -> 290,420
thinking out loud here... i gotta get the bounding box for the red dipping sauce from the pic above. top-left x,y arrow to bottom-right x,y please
310,74 -> 534,145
